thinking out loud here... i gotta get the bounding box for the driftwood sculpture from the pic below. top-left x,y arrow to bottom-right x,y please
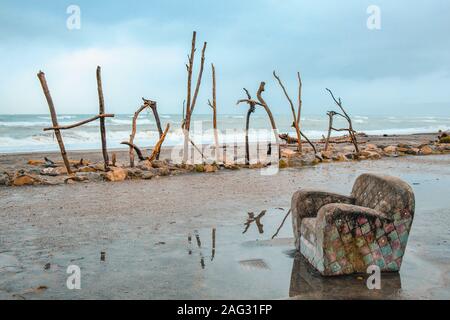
325,88 -> 359,153
237,82 -> 280,163
121,99 -> 168,166
38,67 -> 115,174
207,63 -> 220,163
183,31 -> 207,163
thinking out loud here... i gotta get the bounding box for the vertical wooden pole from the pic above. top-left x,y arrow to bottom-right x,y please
96,66 -> 109,170
37,71 -> 72,174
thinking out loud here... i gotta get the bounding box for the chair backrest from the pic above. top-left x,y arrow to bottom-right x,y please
351,173 -> 415,219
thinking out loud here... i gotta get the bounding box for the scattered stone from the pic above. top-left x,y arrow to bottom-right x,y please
439,135 -> 450,144
41,167 -> 67,176
151,160 -> 168,168
365,143 -> 378,151
195,164 -> 205,172
321,150 -> 333,160
405,148 -> 420,155
204,164 -> 218,173
27,159 -> 45,166
384,145 -> 397,153
279,158 -> 288,169
281,149 -> 297,158
360,150 -> 381,160
420,145 -> 433,155
64,175 -> 88,184
332,153 -> 348,162
104,167 -> 128,182
77,166 -> 98,173
0,171 -> 10,185
224,163 -> 239,170
75,172 -> 104,182
141,172 -> 154,180
127,168 -> 143,179
12,173 -> 41,186
156,167 -> 170,176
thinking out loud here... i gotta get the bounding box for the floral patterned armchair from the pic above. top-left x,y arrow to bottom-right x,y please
291,173 -> 415,276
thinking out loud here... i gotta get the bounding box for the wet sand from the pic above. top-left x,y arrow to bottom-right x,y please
0,149 -> 449,299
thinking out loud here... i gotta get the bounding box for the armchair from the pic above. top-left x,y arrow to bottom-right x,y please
291,173 -> 415,276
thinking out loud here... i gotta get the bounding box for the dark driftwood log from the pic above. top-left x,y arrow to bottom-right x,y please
148,123 -> 170,162
97,66 -> 109,170
43,114 -> 114,131
37,71 -> 72,174
120,142 -> 145,161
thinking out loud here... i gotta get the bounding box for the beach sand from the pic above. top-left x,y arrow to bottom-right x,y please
0,133 -> 449,299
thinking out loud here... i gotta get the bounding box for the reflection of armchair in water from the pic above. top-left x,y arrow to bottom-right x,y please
291,173 -> 415,276
289,253 -> 402,299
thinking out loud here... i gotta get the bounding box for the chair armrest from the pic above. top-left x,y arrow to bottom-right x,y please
291,189 -> 354,249
316,203 -> 389,225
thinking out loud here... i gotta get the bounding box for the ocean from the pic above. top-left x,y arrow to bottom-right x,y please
0,113 -> 449,154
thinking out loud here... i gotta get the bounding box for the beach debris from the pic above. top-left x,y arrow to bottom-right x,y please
11,171 -> 43,186
64,175 -> 88,184
37,68 -> 115,174
100,251 -> 106,262
207,63 -> 221,163
420,145 -> 433,155
325,88 -> 359,153
439,132 -> 450,143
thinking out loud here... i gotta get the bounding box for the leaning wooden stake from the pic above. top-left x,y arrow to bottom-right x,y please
37,71 -> 72,174
324,111 -> 335,151
96,66 -> 109,170
207,63 -> 220,163
148,123 -> 170,162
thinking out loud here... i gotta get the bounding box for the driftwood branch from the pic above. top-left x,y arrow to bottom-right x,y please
148,123 -> 170,162
142,98 -> 163,160
237,88 -> 256,165
273,71 -> 302,152
271,209 -> 291,239
256,82 -> 279,145
208,63 -> 220,163
97,66 -> 109,170
326,88 -> 359,153
37,71 -> 72,174
128,105 -> 149,167
43,114 -> 114,131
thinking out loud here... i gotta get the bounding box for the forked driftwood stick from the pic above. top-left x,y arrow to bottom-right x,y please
207,63 -> 220,163
256,82 -> 279,145
148,123 -> 170,162
97,66 -> 109,170
127,105 -> 149,167
43,114 -> 114,131
236,88 -> 256,165
326,88 -> 359,153
37,71 -> 72,174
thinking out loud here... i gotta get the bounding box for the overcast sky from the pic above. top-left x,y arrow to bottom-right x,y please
1,0 -> 449,115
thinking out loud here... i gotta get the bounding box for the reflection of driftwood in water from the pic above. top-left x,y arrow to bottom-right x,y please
211,228 -> 216,261
271,209 -> 291,239
243,210 -> 266,234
